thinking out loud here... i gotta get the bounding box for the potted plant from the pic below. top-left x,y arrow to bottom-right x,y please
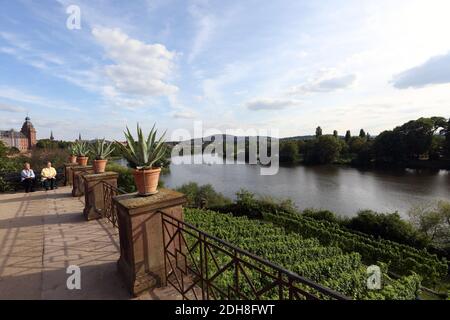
115,124 -> 167,196
68,144 -> 78,164
75,141 -> 90,166
90,139 -> 115,173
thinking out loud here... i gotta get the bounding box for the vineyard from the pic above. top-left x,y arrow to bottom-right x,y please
262,211 -> 448,285
184,208 -> 422,300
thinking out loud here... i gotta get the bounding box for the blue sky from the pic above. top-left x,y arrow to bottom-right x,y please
1,0 -> 450,141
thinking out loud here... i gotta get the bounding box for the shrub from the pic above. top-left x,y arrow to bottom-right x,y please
349,210 -> 431,248
302,208 -> 339,223
106,162 -> 136,193
176,182 -> 231,208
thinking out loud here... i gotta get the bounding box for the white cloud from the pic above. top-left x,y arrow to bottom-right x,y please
0,102 -> 26,113
187,1 -> 216,63
171,111 -> 197,119
0,32 -> 65,70
0,86 -> 81,112
288,72 -> 357,95
91,27 -> 178,97
246,98 -> 300,111
392,52 -> 450,89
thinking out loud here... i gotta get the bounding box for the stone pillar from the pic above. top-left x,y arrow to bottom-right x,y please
83,172 -> 119,221
63,163 -> 78,186
113,189 -> 186,296
71,165 -> 93,197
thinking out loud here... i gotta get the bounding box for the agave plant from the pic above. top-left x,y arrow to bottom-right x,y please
74,141 -> 90,157
69,143 -> 78,156
115,123 -> 167,170
90,139 -> 115,160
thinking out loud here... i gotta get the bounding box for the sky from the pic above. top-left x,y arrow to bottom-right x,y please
0,0 -> 450,141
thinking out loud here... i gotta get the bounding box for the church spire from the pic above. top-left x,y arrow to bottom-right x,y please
50,131 -> 54,141
78,133 -> 82,141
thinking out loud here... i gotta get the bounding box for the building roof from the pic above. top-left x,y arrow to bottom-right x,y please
0,130 -> 26,138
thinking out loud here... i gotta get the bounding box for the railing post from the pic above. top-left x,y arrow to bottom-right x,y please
112,188 -> 186,297
71,165 -> 93,197
63,163 -> 78,186
83,172 -> 119,221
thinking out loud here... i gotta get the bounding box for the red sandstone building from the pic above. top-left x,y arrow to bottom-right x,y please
0,116 -> 37,151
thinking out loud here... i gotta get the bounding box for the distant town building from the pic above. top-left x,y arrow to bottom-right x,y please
0,116 -> 37,151
50,131 -> 55,141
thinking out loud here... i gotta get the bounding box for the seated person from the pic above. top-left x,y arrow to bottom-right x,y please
41,161 -> 57,191
21,162 -> 35,193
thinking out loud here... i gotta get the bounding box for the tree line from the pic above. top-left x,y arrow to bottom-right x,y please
279,116 -> 450,166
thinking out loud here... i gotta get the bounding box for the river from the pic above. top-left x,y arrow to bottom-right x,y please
116,155 -> 450,218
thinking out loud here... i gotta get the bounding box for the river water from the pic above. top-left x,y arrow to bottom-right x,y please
116,155 -> 450,218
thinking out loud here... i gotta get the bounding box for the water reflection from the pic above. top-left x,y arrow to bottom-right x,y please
115,156 -> 450,218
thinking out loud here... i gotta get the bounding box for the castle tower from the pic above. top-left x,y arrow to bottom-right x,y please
20,116 -> 37,150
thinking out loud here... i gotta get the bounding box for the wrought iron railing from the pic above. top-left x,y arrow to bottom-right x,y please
94,182 -> 349,300
101,181 -> 126,228
161,212 -> 350,300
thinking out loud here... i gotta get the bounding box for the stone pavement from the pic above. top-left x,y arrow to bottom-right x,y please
0,187 -> 181,300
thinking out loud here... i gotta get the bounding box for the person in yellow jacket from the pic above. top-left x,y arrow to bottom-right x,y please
41,161 -> 57,191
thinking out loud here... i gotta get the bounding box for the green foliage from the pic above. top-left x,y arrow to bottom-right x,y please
0,147 -> 69,191
211,189 -> 298,220
36,139 -> 71,150
345,130 -> 351,143
184,208 -> 422,299
348,210 -> 430,248
89,139 -> 115,160
349,137 -> 366,154
68,143 -> 78,156
408,201 -> 450,246
115,123 -> 167,170
374,117 -> 448,163
315,126 -> 322,138
359,129 -> 366,139
0,141 -> 8,157
72,141 -> 90,157
105,162 -> 136,193
8,147 -> 20,155
304,135 -> 343,164
176,182 -> 231,208
263,211 -> 447,285
283,117 -> 450,166
302,208 -> 339,223
333,130 -> 338,138
279,140 -> 300,163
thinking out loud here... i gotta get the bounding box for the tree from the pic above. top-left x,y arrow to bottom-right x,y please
359,129 -> 366,139
333,130 -> 338,138
279,141 -> 300,163
345,130 -> 351,143
349,137 -> 366,154
394,117 -> 446,159
444,118 -> 450,157
304,135 -> 342,164
0,141 -> 8,158
315,126 -> 322,138
373,130 -> 406,163
408,201 -> 450,244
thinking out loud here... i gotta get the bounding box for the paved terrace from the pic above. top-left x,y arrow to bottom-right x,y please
0,187 -> 180,300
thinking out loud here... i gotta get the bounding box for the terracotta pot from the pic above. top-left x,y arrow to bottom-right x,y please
77,156 -> 89,166
69,155 -> 77,164
133,168 -> 161,195
93,159 -> 108,174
